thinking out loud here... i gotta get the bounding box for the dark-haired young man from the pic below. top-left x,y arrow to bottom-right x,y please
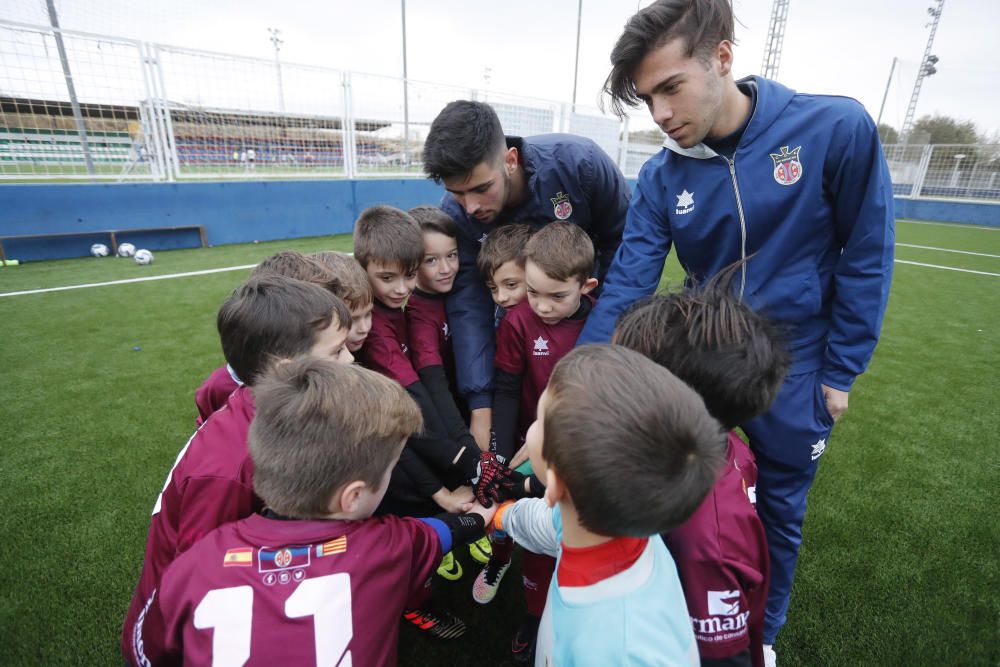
579,1 -> 895,664
422,101 -> 630,452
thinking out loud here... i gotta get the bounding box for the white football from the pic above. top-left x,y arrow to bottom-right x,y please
134,249 -> 154,265
117,242 -> 136,258
90,243 -> 109,257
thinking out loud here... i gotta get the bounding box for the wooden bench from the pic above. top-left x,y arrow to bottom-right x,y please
0,225 -> 207,265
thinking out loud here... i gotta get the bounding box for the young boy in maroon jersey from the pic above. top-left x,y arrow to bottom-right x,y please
122,275 -> 353,660
476,223 -> 535,328
194,250 -> 345,425
407,205 -> 495,566
614,264 -> 791,667
131,356 -> 497,666
353,205 -> 522,637
311,250 -> 374,355
480,221 -> 598,662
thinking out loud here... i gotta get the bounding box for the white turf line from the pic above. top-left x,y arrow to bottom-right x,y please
898,219 -> 1000,231
0,264 -> 257,298
1,246 -> 997,299
896,243 -> 1000,259
894,260 -> 1000,277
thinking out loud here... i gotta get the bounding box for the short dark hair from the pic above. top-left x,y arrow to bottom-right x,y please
311,251 -> 374,311
249,356 -> 423,518
217,275 -> 347,386
422,100 -> 507,183
544,344 -> 725,537
614,263 -> 790,429
352,205 -> 423,272
523,222 -> 594,284
604,0 -> 736,118
477,223 -> 535,281
409,205 -> 458,239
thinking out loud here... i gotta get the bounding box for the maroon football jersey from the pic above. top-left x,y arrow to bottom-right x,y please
361,301 -> 419,387
194,364 -> 241,426
122,386 -> 262,659
405,289 -> 452,373
132,513 -> 441,666
664,432 -> 768,665
493,297 -> 592,435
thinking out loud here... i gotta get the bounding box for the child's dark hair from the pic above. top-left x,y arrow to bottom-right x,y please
422,100 -> 507,183
352,205 -> 423,273
523,222 -> 595,284
409,205 -> 458,239
250,250 -> 341,294
311,251 -> 374,311
544,344 -> 725,537
249,356 -> 423,518
217,275 -> 350,386
476,223 -> 535,281
614,263 -> 790,429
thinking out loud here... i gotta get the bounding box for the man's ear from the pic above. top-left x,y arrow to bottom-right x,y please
334,480 -> 368,516
581,277 -> 599,295
543,468 -> 565,508
716,40 -> 734,77
504,146 -> 519,174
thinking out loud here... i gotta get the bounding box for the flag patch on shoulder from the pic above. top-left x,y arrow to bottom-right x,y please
223,547 -> 253,567
317,536 -> 348,557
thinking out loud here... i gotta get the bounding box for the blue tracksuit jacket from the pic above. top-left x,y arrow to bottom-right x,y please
579,77 -> 895,391
442,134 -> 630,409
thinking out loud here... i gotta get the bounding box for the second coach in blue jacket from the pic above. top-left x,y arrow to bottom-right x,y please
423,100 -> 629,450
578,1 -> 895,663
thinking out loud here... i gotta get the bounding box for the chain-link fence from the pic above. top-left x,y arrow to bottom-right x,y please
2,19 -> 997,204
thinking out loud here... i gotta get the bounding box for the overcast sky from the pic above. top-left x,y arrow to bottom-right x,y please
3,0 -> 997,137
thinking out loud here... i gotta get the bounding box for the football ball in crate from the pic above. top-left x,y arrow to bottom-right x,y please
90,243 -> 110,257
134,249 -> 154,265
117,242 -> 136,258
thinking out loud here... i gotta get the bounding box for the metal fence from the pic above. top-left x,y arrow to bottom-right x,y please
2,19 -> 998,204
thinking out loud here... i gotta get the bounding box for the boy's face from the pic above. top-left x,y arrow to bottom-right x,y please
416,231 -> 459,294
366,260 -> 417,309
525,388 -> 550,480
346,303 -> 374,353
524,260 -> 596,326
487,260 -> 527,309
310,319 -> 354,365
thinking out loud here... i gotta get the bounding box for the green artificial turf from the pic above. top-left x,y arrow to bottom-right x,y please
1,221 -> 998,665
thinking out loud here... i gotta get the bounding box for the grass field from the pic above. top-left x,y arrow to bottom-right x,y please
1,220 -> 998,666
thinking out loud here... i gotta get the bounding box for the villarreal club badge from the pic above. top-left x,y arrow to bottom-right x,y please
770,146 -> 803,186
550,192 -> 573,220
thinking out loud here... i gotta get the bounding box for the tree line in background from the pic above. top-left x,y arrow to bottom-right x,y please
877,114 -> 998,145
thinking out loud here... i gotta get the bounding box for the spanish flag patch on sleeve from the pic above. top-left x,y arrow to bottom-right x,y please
223,547 -> 253,566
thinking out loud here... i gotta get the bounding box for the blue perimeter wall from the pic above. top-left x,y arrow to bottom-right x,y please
1,179 -> 997,262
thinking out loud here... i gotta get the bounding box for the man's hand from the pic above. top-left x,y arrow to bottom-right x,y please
470,408 -> 493,452
465,500 -> 498,527
509,443 -> 530,470
432,486 -> 475,513
821,385 -> 849,422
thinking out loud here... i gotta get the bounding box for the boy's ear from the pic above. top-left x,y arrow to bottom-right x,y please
581,277 -> 599,295
543,468 -> 565,508
334,480 -> 368,516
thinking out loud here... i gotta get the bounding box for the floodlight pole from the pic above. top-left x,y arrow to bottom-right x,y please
571,0 -> 582,113
876,56 -> 898,128
268,28 -> 285,114
46,0 -> 96,179
401,0 -> 411,166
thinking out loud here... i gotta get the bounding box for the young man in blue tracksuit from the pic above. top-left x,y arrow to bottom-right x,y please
579,2 -> 895,665
422,100 -> 630,454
